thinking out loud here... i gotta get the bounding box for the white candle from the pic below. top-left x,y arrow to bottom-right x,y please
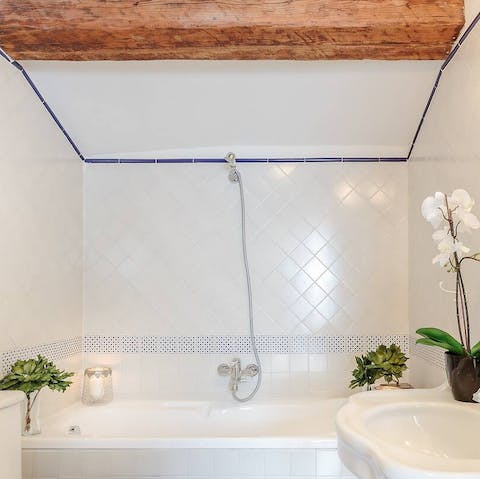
89,373 -> 105,401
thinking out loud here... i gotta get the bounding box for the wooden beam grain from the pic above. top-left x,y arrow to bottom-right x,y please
0,1 -> 465,61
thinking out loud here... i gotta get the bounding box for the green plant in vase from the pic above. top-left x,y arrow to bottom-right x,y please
417,189 -> 480,402
350,344 -> 408,390
0,355 -> 74,435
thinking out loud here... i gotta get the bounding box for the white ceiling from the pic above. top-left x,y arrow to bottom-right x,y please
23,60 -> 441,159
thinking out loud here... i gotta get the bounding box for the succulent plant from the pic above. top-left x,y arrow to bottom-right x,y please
0,355 -> 74,433
0,355 -> 73,397
350,344 -> 408,389
349,354 -> 382,390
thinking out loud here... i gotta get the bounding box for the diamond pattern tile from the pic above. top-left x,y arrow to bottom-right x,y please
85,162 -> 408,337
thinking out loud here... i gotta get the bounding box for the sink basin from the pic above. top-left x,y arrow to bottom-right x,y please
367,402 -> 480,460
336,388 -> 480,479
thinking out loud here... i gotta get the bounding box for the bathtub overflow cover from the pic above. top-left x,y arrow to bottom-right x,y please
67,425 -> 81,435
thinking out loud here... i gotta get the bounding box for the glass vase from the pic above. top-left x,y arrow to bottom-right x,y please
82,367 -> 113,405
22,390 -> 41,436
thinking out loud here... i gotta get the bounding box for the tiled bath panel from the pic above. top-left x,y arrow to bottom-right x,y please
23,448 -> 355,479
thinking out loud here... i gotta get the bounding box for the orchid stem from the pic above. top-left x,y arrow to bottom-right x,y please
445,194 -> 470,354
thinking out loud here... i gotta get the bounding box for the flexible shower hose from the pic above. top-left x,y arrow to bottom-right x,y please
232,169 -> 262,402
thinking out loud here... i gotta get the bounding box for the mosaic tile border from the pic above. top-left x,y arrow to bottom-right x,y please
1,335 -> 417,376
84,335 -> 409,354
409,336 -> 445,369
1,337 -> 83,376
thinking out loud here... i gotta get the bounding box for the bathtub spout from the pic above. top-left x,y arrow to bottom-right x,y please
229,358 -> 241,391
217,358 -> 259,392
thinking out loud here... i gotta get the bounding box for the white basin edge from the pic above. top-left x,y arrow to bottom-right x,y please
335,388 -> 480,479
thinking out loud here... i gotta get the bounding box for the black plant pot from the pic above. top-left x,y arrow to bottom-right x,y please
445,352 -> 480,402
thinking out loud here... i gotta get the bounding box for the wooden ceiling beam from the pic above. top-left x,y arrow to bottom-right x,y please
0,1 -> 465,61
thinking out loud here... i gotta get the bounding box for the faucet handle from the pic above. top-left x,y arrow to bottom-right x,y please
242,364 -> 259,377
217,363 -> 231,376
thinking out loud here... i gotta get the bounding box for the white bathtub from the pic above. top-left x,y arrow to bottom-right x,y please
22,399 -> 355,479
23,398 -> 345,449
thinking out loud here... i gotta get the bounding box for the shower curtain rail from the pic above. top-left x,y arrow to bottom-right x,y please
0,50 -> 85,161
85,157 -> 407,164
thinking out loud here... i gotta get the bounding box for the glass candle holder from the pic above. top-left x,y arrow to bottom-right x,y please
82,367 -> 113,405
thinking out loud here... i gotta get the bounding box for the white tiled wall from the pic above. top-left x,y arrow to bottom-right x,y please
0,59 -> 83,352
0,57 -> 83,411
23,448 -> 355,479
83,352 -> 360,401
85,162 -> 407,337
409,1 -> 480,386
84,161 -> 408,396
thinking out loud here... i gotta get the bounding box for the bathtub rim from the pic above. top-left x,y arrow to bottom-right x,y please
22,397 -> 344,449
22,436 -> 338,449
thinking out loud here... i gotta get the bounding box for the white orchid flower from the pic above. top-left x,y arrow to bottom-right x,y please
432,251 -> 452,267
450,189 -> 475,211
432,227 -> 449,242
449,189 -> 480,231
423,189 -> 479,267
421,192 -> 447,229
457,211 -> 480,232
452,239 -> 470,257
432,235 -> 470,266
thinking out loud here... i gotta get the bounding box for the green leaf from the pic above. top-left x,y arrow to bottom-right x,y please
470,340 -> 480,357
416,337 -> 462,355
416,328 -> 464,355
350,343 -> 408,388
0,355 -> 74,396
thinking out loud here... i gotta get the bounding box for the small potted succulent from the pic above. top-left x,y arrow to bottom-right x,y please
417,189 -> 480,402
0,355 -> 74,435
350,344 -> 409,391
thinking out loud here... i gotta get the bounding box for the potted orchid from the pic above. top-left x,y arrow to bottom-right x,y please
417,189 -> 480,402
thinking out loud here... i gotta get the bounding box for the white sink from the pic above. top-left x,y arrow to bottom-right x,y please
336,388 -> 480,479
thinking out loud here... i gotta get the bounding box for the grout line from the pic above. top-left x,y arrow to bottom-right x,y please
2,11 -> 480,166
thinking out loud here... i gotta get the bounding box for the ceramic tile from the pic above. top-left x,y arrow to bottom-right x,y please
0,57 -> 83,417
84,163 -> 408,341
409,5 -> 480,387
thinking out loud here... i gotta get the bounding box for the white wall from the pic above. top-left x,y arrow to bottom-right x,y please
84,161 -> 408,399
24,60 -> 440,159
6,1 -> 480,403
409,1 -> 480,387
0,58 -> 83,413
85,162 -> 407,337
